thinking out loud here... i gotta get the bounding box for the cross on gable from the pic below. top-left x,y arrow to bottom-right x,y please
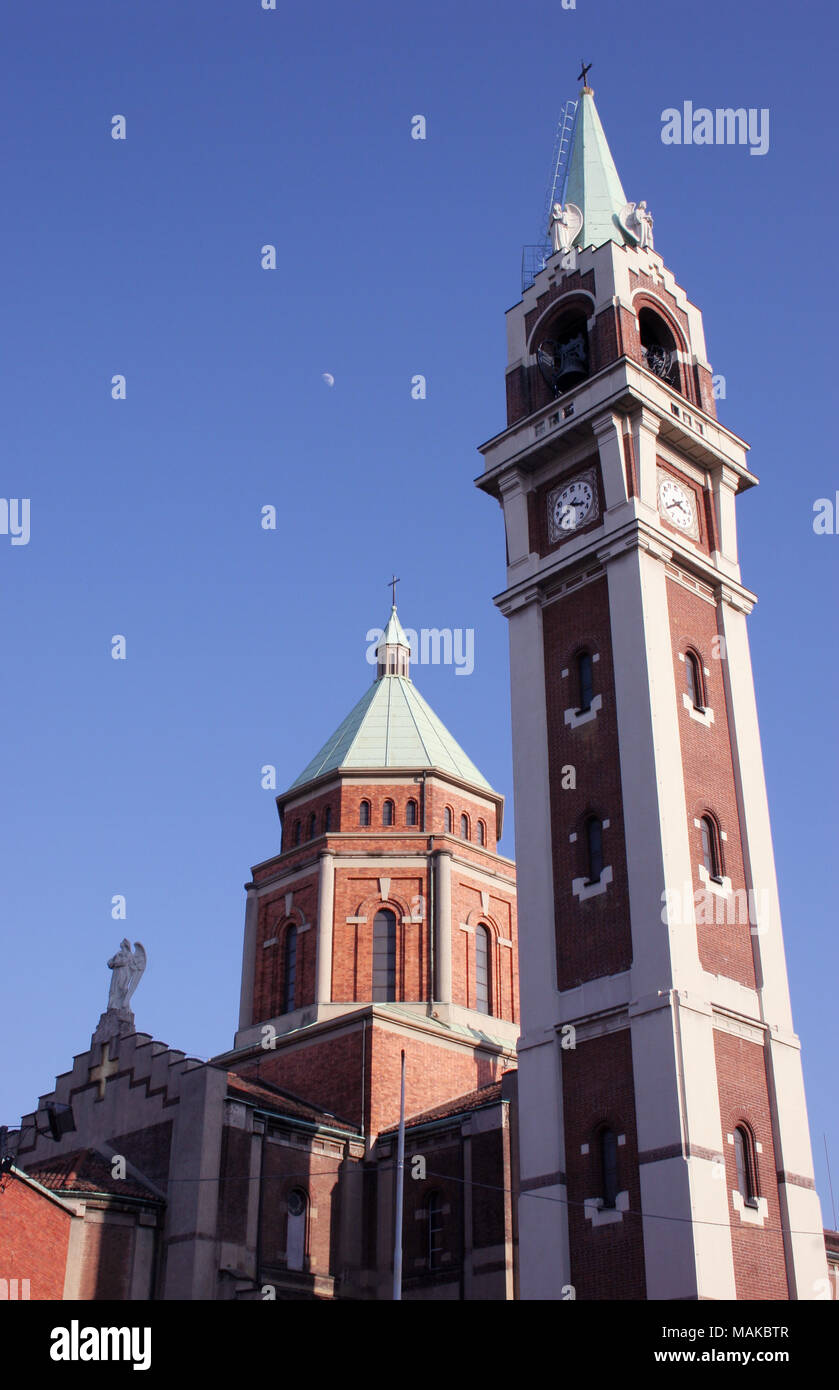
88,1042 -> 120,1099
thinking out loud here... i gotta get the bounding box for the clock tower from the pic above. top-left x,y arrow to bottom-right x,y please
477,84 -> 828,1300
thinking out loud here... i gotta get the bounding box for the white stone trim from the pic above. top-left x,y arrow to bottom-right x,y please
683,692 -> 715,726
732,1191 -> 769,1226
263,937 -> 278,949
585,1190 -> 629,1226
564,693 -> 602,728
459,922 -> 474,933
345,915 -> 367,924
498,937 -> 513,948
698,864 -> 732,896
572,865 -> 612,900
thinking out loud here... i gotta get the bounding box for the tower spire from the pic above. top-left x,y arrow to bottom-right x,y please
376,599 -> 411,680
564,87 -> 629,251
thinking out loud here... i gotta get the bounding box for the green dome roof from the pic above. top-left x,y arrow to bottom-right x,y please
290,673 -> 493,793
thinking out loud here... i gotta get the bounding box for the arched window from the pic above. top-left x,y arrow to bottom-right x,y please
685,650 -> 705,710
292,820 -> 301,847
324,805 -> 332,832
283,926 -> 297,1014
359,799 -> 371,827
639,307 -> 681,390
308,812 -> 317,840
701,814 -> 722,882
382,799 -> 394,827
476,820 -> 486,847
286,1188 -> 308,1271
733,1125 -> 759,1208
426,1191 -> 444,1271
372,908 -> 397,1001
475,925 -> 491,1015
577,650 -> 594,713
535,312 -> 589,396
444,807 -> 453,834
585,815 -> 604,883
460,814 -> 469,840
406,798 -> 418,826
599,1127 -> 619,1209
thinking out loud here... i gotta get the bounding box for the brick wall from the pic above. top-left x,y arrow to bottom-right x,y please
713,1029 -> 789,1300
667,575 -> 755,987
562,1029 -> 646,1300
543,578 -> 632,987
0,1175 -> 71,1299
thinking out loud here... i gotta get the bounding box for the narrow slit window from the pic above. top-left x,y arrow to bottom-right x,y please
586,816 -> 604,883
359,800 -> 371,827
577,651 -> 594,713
406,799 -> 418,826
284,926 -> 297,1014
600,1128 -> 619,1209
372,909 -> 397,1001
382,799 -> 394,827
475,925 -> 491,1015
685,651 -> 704,710
734,1126 -> 759,1209
701,815 -> 722,881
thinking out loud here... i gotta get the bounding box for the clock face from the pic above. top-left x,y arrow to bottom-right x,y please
658,476 -> 696,532
552,478 -> 594,532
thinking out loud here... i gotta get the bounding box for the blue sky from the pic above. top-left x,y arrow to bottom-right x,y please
1,2 -> 837,1224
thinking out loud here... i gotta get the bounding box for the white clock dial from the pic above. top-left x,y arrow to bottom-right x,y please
658,477 -> 695,532
553,478 -> 594,532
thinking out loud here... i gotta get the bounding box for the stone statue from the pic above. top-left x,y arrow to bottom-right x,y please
549,201 -> 583,254
107,940 -> 146,1009
620,200 -> 654,250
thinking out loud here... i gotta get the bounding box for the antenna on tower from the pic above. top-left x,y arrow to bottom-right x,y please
522,97 -> 579,293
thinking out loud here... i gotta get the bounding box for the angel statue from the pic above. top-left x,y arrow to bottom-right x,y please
549,201 -> 583,255
620,200 -> 654,250
106,939 -> 146,1011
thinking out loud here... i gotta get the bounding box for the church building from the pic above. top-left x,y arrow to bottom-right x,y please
1,81 -> 835,1303
1,606 -> 519,1300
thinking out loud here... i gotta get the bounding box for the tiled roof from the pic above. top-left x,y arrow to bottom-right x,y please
381,1080 -> 507,1135
24,1148 -> 162,1201
289,675 -> 493,792
226,1071 -> 359,1133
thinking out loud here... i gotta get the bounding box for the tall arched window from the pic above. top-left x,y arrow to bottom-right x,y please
586,815 -> 604,883
406,799 -> 418,826
372,908 -> 397,1001
577,650 -> 594,713
599,1127 -> 619,1209
324,805 -> 332,832
460,814 -> 469,840
734,1125 -> 759,1208
426,1191 -> 444,1271
476,820 -> 486,847
283,926 -> 297,1014
382,799 -> 394,827
286,1188 -> 308,1271
359,799 -> 371,827
308,812 -> 317,840
701,814 -> 722,881
475,925 -> 491,1015
444,807 -> 453,833
685,650 -> 705,710
293,820 -> 301,846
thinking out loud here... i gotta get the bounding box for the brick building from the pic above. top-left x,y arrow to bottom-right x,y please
2,606 -> 519,1300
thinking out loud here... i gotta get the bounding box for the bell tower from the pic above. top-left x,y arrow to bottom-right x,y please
478,83 -> 828,1300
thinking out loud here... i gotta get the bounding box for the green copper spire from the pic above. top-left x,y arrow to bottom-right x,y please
564,88 -> 629,251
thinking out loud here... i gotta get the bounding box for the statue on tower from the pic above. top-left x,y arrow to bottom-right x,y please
93,940 -> 146,1045
620,200 -> 654,249
549,201 -> 583,255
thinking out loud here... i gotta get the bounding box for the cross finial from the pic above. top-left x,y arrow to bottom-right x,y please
577,60 -> 592,88
389,574 -> 400,607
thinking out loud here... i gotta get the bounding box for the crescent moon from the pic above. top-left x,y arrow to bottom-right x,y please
322,372 -> 335,387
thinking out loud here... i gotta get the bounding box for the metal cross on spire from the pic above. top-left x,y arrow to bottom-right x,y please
577,60 -> 592,87
389,574 -> 401,607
